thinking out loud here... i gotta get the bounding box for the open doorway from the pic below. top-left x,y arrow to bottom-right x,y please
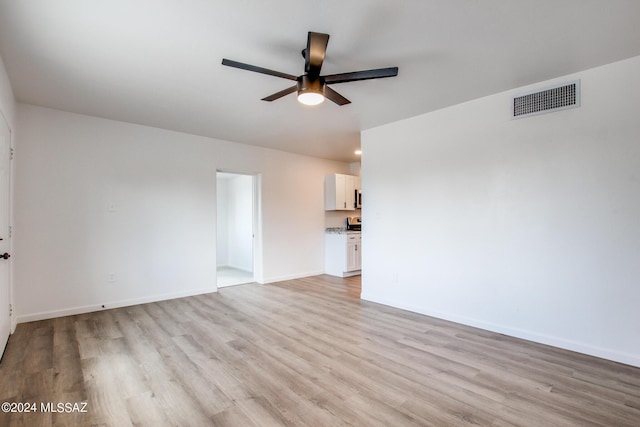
216,172 -> 258,287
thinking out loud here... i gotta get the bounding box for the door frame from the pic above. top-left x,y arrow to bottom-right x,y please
0,108 -> 13,360
215,170 -> 263,285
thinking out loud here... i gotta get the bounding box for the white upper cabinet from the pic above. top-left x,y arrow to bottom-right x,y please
325,173 -> 358,211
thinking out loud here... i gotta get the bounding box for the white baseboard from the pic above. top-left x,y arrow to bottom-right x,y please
16,287 -> 217,323
361,292 -> 640,369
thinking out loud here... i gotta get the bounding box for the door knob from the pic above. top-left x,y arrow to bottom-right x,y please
1,253 -> 10,259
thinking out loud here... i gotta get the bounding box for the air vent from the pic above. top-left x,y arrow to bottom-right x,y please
512,80 -> 580,118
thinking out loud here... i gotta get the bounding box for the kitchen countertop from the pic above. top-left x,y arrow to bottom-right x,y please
325,227 -> 361,234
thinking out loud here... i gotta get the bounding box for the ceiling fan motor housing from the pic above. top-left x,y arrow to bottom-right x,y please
298,75 -> 324,96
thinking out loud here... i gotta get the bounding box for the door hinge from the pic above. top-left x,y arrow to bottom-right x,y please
10,147 -> 14,160
9,304 -> 12,317
8,225 -> 11,238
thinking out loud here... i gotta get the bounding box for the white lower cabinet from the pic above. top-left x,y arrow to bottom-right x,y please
346,234 -> 361,272
325,232 -> 361,277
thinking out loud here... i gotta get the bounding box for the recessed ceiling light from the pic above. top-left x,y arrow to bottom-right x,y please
354,149 -> 362,155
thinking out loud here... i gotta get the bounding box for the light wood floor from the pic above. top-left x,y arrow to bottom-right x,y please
1,275 -> 639,426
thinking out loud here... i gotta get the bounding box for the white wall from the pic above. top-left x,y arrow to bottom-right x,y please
14,104 -> 351,322
226,175 -> 253,272
362,55 -> 640,367
216,178 -> 229,266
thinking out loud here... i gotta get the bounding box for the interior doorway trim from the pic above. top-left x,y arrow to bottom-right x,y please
216,170 -> 263,287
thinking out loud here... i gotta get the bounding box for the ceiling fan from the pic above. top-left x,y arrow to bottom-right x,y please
221,31 -> 399,106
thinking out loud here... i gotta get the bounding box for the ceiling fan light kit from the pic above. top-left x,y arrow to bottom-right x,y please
297,75 -> 325,105
298,91 -> 325,106
222,31 -> 398,107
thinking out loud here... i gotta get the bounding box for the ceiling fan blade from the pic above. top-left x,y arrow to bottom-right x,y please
305,32 -> 330,79
324,86 -> 351,106
261,85 -> 298,102
222,58 -> 297,81
323,67 -> 398,84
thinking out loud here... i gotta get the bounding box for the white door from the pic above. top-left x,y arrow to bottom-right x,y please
0,115 -> 11,358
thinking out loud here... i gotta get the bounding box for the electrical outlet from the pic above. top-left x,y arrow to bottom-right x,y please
107,273 -> 116,283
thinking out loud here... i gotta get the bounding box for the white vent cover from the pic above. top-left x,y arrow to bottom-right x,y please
512,80 -> 580,118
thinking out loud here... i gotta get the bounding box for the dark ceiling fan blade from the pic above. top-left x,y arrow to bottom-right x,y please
261,85 -> 298,102
323,66 -> 398,84
222,58 -> 297,81
324,86 -> 351,106
305,32 -> 330,79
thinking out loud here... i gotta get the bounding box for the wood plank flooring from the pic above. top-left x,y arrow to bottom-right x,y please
1,275 -> 639,426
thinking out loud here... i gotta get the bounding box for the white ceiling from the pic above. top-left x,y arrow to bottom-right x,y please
1,1 -> 639,162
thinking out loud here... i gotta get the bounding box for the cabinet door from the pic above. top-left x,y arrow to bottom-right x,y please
346,235 -> 361,272
325,174 -> 345,210
335,174 -> 347,209
345,175 -> 356,210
